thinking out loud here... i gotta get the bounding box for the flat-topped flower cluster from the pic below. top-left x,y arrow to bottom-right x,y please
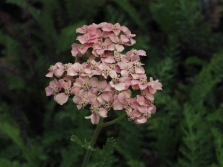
45,22 -> 162,124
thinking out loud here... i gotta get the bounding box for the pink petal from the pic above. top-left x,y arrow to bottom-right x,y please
91,114 -> 99,124
97,96 -> 105,104
145,93 -> 154,101
135,67 -> 145,74
109,70 -> 117,78
115,83 -> 125,91
107,44 -> 115,51
46,71 -> 53,77
76,35 -> 87,44
137,95 -> 146,105
67,67 -> 77,76
76,25 -> 87,33
54,69 -> 64,77
101,92 -> 112,102
90,77 -> 98,87
79,46 -> 88,54
45,87 -> 53,96
138,50 -> 146,56
98,108 -> 108,118
117,92 -> 125,102
115,44 -> 124,52
135,117 -> 147,124
137,106 -> 147,113
120,35 -> 129,43
96,49 -> 104,55
104,56 -> 115,63
121,70 -> 128,77
113,100 -> 123,110
130,38 -> 136,45
109,33 -> 118,43
55,93 -> 68,105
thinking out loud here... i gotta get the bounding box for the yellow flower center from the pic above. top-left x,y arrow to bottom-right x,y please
65,87 -> 71,95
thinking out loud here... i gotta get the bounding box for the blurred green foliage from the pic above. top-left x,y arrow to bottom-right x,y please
0,0 -> 223,166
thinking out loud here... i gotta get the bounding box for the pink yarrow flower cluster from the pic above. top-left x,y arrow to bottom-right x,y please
45,22 -> 162,125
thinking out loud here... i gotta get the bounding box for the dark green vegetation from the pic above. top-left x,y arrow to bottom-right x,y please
0,0 -> 223,166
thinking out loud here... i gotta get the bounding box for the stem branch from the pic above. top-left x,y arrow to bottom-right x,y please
81,113 -> 126,167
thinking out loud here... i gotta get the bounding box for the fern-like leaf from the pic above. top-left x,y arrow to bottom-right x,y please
70,135 -> 91,150
94,138 -> 116,167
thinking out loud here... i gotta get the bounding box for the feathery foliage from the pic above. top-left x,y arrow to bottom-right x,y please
0,0 -> 223,166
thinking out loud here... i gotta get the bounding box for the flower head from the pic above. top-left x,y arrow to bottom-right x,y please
45,22 -> 162,124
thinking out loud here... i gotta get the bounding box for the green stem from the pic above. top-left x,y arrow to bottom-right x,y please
81,113 -> 126,167
82,118 -> 103,167
102,113 -> 126,127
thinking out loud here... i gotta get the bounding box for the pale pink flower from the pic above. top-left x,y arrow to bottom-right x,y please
93,38 -> 115,55
141,88 -> 154,102
121,26 -> 136,45
131,95 -> 156,119
54,79 -> 72,105
125,106 -> 142,122
113,90 -> 132,110
101,22 -> 121,35
86,59 -> 101,76
113,51 -> 128,63
67,62 -> 91,77
120,62 -> 135,77
46,64 -> 58,78
71,43 -> 92,57
76,23 -> 99,37
85,97 -> 108,124
131,77 -> 148,90
107,63 -> 121,74
135,95 -> 149,113
98,63 -> 117,79
56,63 -> 73,77
72,76 -> 98,97
46,62 -> 70,78
96,80 -> 113,95
85,114 -> 100,124
110,76 -> 126,91
45,79 -> 62,96
45,22 -> 162,124
85,101 -> 108,124
95,81 -> 114,106
148,77 -> 162,94
76,29 -> 101,44
134,104 -> 156,124
100,52 -> 116,64
73,93 -> 96,109
97,91 -> 114,106
76,25 -> 88,34
109,33 -> 130,52
126,49 -> 146,62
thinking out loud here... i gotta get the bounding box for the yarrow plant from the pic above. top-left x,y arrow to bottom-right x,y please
45,22 -> 162,166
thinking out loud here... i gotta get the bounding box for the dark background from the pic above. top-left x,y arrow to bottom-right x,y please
0,0 -> 223,166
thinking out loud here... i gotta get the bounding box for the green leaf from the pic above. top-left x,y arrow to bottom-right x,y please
94,138 -> 116,167
70,135 -> 91,150
127,160 -> 146,167
150,0 -> 178,34
6,0 -> 26,8
0,121 -> 32,164
113,0 -> 144,28
0,158 -> 28,167
211,128 -> 223,167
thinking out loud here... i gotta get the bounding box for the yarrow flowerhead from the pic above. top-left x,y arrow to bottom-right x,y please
45,22 -> 162,124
